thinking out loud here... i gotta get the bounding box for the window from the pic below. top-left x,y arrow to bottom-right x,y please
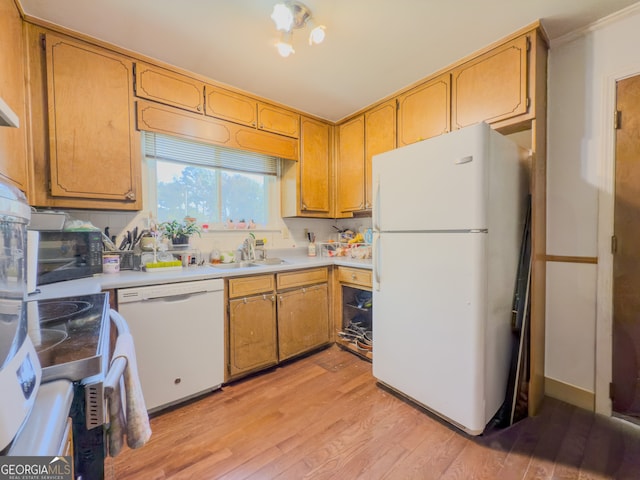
143,133 -> 279,228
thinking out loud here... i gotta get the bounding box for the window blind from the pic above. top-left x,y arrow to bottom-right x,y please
143,132 -> 278,175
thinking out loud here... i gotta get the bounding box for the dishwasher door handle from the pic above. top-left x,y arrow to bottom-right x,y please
143,291 -> 210,303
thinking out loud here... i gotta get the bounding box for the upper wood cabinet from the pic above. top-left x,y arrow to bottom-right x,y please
136,100 -> 298,161
336,114 -> 365,215
205,85 -> 256,127
205,85 -> 300,138
0,0 -> 29,193
299,116 -> 331,214
257,102 -> 300,138
452,35 -> 529,129
397,73 -> 450,147
364,100 -> 396,209
40,33 -> 141,208
134,62 -> 205,113
281,116 -> 332,217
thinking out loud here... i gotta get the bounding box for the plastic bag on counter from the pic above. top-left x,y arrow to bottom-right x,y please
63,218 -> 101,231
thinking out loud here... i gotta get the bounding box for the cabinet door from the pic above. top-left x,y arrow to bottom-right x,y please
135,62 -> 205,113
336,115 -> 365,214
229,294 -> 278,376
137,100 -> 299,161
365,100 -> 396,209
397,73 -> 450,147
45,34 -> 140,205
0,0 -> 28,192
277,283 -> 329,361
204,85 -> 257,127
258,102 -> 300,138
451,35 -> 528,129
299,117 -> 331,213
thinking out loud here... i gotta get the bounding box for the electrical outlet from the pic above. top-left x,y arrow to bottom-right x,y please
282,227 -> 289,239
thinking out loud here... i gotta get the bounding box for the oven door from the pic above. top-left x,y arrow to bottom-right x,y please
7,379 -> 74,456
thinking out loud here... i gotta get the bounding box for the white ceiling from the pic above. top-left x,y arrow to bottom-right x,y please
18,0 -> 640,122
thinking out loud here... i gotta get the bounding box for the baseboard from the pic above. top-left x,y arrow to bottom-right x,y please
545,377 -> 595,411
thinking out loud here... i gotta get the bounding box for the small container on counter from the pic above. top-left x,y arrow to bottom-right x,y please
103,254 -> 120,273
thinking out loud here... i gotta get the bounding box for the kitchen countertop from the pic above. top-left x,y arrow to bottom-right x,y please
30,250 -> 372,300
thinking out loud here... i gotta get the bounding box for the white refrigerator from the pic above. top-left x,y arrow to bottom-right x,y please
371,122 -> 526,435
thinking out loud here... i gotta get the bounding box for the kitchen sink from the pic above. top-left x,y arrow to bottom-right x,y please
210,262 -> 259,269
210,258 -> 288,269
250,258 -> 287,266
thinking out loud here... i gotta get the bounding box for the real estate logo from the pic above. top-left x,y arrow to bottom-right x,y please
0,456 -> 72,480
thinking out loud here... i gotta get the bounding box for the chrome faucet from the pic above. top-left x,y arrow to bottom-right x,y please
239,235 -> 256,261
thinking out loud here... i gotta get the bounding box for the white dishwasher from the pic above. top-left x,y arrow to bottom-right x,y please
117,278 -> 224,412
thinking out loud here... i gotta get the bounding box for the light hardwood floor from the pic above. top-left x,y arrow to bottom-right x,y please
109,346 -> 640,479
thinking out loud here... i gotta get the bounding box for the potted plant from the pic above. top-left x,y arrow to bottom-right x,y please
160,219 -> 202,247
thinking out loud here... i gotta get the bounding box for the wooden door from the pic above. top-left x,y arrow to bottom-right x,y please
135,62 -> 205,113
613,74 -> 640,420
451,35 -> 528,129
228,294 -> 277,377
277,284 -> 329,361
336,115 -> 365,214
397,73 -> 450,147
45,34 -> 140,205
299,116 -> 331,213
365,100 -> 396,209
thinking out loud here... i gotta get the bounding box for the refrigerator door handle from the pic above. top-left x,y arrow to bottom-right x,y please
373,180 -> 381,232
373,233 -> 381,291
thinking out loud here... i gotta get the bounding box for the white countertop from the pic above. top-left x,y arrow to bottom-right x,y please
30,250 -> 372,299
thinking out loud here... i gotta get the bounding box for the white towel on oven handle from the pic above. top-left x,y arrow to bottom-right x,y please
105,309 -> 151,456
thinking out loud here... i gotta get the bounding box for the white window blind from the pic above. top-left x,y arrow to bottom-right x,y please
143,132 -> 278,175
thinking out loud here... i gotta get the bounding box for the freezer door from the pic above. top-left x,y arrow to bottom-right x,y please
372,123 -> 489,232
372,231 -> 501,435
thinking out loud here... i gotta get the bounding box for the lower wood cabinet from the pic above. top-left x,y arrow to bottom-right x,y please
227,274 -> 277,378
277,283 -> 329,361
226,268 -> 330,380
228,294 -> 278,377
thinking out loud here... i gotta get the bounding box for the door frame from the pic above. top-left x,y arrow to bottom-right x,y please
595,67 -> 640,415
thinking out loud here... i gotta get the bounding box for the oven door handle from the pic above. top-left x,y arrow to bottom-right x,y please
103,309 -> 130,395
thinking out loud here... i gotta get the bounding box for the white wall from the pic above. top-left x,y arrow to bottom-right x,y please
545,3 -> 640,411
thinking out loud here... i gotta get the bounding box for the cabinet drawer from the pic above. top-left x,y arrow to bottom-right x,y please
276,267 -> 328,290
338,267 -> 372,288
228,274 -> 275,298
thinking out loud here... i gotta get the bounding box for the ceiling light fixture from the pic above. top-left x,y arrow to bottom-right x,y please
270,1 -> 326,57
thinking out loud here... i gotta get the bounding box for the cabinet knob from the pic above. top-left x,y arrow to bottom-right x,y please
197,105 -> 202,112
301,203 -> 308,211
125,191 -> 136,201
251,122 -> 256,127
259,123 -> 264,129
352,273 -> 357,280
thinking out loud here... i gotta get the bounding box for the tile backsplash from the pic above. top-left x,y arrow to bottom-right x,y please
60,209 -> 371,261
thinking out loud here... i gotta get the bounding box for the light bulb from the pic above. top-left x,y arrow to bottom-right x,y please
271,3 -> 294,31
308,24 -> 326,45
276,41 -> 295,57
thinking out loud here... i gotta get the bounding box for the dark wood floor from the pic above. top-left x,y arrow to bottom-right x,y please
109,346 -> 640,479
